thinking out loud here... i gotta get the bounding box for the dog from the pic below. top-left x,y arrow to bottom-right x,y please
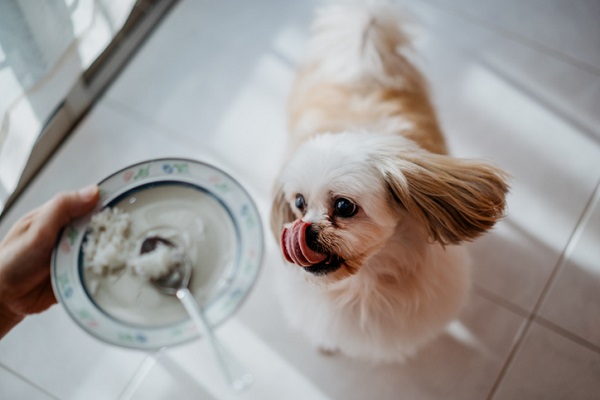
269,3 -> 509,363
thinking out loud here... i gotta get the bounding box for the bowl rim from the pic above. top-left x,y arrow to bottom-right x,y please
51,157 -> 263,349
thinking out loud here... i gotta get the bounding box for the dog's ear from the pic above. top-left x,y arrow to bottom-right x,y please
270,179 -> 295,242
381,151 -> 509,245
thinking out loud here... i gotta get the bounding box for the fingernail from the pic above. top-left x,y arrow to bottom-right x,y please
78,185 -> 99,201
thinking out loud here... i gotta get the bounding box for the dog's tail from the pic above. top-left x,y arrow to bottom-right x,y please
306,1 -> 418,88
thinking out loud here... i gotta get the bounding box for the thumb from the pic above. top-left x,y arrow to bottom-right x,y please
41,185 -> 100,230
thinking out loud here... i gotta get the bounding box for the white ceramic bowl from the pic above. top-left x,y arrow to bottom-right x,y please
51,158 -> 263,349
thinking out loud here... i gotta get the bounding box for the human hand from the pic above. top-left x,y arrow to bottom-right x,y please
0,186 -> 99,338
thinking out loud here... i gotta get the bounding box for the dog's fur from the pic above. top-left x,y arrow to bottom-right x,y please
269,4 -> 509,363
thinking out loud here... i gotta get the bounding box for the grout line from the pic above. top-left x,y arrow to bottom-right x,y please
477,58 -> 600,148
534,315 -> 600,355
473,284 -> 529,319
531,177 -> 600,319
99,96 -> 210,151
419,0 -> 600,78
100,45 -> 296,151
487,177 -> 600,399
118,349 -> 163,400
484,316 -> 530,400
0,363 -> 61,400
100,96 -> 184,138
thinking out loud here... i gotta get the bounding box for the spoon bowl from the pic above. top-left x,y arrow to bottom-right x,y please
141,236 -> 191,295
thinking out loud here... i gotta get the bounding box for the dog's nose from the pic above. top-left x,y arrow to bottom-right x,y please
304,223 -> 320,251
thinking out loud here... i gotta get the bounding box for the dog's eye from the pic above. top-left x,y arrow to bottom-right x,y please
295,194 -> 306,211
334,198 -> 357,218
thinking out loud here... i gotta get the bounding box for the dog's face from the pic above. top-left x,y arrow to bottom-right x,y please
271,132 -> 509,284
276,134 -> 402,283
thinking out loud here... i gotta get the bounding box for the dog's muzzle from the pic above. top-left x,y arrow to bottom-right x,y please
281,220 -> 343,276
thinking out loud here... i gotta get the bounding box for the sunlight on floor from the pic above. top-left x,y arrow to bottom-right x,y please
142,318 -> 333,400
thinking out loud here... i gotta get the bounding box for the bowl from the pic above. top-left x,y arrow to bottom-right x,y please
51,158 -> 263,349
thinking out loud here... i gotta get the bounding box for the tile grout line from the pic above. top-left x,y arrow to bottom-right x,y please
532,176 -> 600,315
419,0 -> 600,78
117,349 -> 163,400
0,362 -> 61,400
100,46 -> 298,157
472,284 -> 529,319
484,314 -> 530,400
477,57 -> 600,148
99,95 -> 223,157
534,315 -> 600,355
100,96 -> 188,140
486,177 -> 600,399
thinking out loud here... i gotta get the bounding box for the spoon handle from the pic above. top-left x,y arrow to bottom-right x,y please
176,288 -> 253,391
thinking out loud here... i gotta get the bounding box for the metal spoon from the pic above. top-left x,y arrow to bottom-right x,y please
142,236 -> 253,391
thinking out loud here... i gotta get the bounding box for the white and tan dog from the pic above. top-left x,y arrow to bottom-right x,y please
270,3 -> 509,363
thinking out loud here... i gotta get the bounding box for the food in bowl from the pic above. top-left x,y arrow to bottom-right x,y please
83,207 -> 184,284
80,183 -> 238,327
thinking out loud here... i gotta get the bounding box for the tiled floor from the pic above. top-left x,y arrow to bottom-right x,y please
1,0 -> 599,399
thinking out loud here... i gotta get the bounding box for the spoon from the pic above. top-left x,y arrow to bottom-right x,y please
141,236 -> 253,391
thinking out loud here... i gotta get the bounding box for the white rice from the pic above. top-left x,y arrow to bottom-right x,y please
83,207 -> 132,275
83,207 -> 179,280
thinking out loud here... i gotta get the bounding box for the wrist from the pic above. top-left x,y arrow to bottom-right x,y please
0,305 -> 24,339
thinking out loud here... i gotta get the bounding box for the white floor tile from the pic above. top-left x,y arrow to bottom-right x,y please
406,0 -> 600,311
128,319 -> 332,400
401,0 -> 497,54
363,295 -> 522,400
479,35 -> 600,143
538,184 -> 600,348
450,56 -> 600,310
466,220 -> 557,313
0,366 -> 56,400
104,0 -> 315,141
424,0 -> 600,71
493,322 -> 600,399
0,306 -> 146,400
101,1 -> 314,204
233,242 -> 526,400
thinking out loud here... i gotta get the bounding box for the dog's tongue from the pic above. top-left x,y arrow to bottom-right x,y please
281,220 -> 328,267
